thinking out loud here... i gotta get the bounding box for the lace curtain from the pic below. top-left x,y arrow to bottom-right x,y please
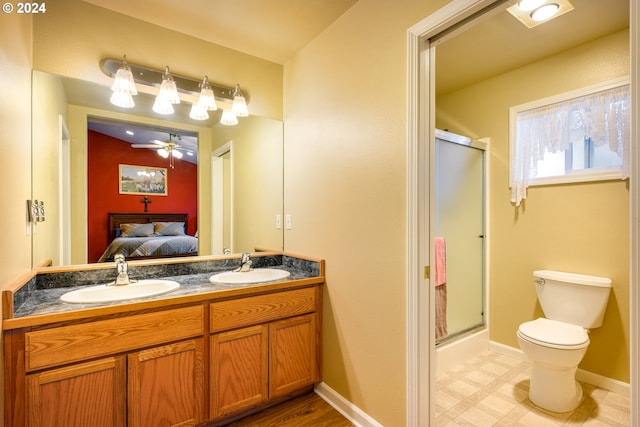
511,84 -> 630,206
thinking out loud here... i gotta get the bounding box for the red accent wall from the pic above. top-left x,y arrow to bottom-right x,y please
88,130 -> 198,263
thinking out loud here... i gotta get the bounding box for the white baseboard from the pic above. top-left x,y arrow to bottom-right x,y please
314,382 -> 382,427
489,341 -> 631,396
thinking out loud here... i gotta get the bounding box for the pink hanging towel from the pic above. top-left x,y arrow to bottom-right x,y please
434,237 -> 446,286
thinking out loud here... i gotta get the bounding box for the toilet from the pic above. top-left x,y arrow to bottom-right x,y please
517,270 -> 611,413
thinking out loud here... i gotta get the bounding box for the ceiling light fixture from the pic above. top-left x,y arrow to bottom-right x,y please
109,55 -> 137,108
531,3 -> 560,21
101,57 -> 250,125
507,0 -> 573,28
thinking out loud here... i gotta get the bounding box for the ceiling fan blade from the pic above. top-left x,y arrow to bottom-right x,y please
131,144 -> 162,149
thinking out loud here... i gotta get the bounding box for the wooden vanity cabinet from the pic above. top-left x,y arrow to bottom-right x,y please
26,356 -> 126,427
128,338 -> 205,427
209,287 -> 321,421
5,282 -> 323,427
14,305 -> 205,427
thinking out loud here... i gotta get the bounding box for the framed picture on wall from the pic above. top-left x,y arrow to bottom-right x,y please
119,164 -> 168,196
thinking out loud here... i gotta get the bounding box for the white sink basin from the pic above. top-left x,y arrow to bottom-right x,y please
60,279 -> 180,304
209,268 -> 291,285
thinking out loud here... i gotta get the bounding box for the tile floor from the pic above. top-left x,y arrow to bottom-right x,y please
436,350 -> 630,426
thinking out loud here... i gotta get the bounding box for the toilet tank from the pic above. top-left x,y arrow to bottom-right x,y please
534,270 -> 612,329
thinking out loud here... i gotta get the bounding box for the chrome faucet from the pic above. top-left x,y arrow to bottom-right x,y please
112,254 -> 132,286
234,252 -> 253,272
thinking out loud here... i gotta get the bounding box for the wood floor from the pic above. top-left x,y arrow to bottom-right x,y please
223,392 -> 354,427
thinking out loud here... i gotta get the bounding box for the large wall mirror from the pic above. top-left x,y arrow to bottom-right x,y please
31,71 -> 284,267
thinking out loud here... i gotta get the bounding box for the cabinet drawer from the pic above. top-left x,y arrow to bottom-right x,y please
25,305 -> 204,371
210,287 -> 316,332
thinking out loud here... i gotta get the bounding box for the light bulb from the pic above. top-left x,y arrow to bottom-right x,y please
157,148 -> 169,158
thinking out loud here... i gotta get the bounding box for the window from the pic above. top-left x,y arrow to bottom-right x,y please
509,77 -> 630,206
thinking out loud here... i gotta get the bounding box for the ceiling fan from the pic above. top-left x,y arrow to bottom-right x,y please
132,133 -> 189,168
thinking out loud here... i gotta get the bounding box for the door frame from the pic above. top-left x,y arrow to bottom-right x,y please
405,1 -> 640,426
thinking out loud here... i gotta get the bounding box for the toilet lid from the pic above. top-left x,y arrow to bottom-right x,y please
518,318 -> 589,348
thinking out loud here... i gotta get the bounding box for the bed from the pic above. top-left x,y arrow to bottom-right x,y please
97,213 -> 198,262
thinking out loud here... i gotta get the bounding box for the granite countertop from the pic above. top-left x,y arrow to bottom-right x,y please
11,254 -> 322,319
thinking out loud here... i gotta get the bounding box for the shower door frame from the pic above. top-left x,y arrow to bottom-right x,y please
434,129 -> 488,346
405,1 -> 640,427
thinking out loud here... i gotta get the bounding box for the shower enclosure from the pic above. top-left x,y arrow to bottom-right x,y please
434,129 -> 486,346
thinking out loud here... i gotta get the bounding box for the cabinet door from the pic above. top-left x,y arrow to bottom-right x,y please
269,313 -> 319,398
128,338 -> 205,427
210,324 -> 268,419
26,356 -> 126,427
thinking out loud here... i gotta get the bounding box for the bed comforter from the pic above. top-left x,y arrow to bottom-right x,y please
98,235 -> 198,262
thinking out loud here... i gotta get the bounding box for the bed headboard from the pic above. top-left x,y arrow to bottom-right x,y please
108,213 -> 189,240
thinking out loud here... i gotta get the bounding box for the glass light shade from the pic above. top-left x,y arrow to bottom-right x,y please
110,89 -> 135,108
231,95 -> 249,117
531,3 -> 559,21
173,150 -> 184,159
189,104 -> 209,121
158,78 -> 180,105
157,148 -> 169,158
518,0 -> 546,11
152,96 -> 174,115
111,63 -> 138,95
197,76 -> 217,111
220,110 -> 239,126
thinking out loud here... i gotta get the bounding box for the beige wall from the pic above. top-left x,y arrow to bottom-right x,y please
0,12 -> 33,425
283,1 -> 449,425
436,30 -> 630,382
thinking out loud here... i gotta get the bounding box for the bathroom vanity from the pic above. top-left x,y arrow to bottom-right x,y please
2,253 -> 324,427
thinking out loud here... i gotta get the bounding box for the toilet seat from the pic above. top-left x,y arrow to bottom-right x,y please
518,318 -> 589,350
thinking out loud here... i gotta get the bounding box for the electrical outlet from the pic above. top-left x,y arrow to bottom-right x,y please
276,214 -> 282,229
285,214 -> 292,230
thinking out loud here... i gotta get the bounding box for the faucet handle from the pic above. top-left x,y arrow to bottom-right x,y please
114,253 -> 125,263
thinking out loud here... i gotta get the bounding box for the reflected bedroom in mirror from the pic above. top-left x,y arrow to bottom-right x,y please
31,69 -> 284,268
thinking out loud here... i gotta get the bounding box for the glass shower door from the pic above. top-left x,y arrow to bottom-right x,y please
434,133 -> 485,342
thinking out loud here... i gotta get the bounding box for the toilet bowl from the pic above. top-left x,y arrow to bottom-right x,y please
517,270 -> 611,413
517,318 -> 589,412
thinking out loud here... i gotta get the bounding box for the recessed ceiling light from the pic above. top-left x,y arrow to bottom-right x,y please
531,3 -> 560,22
126,130 -> 134,136
507,0 -> 574,28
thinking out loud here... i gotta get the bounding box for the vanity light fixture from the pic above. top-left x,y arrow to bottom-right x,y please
101,57 -> 250,125
220,109 -> 239,126
196,76 -> 217,111
507,0 -> 573,28
189,104 -> 209,121
231,84 -> 249,117
153,66 -> 180,115
109,55 -> 137,108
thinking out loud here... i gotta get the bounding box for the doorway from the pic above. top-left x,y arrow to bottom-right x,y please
406,1 -> 639,426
